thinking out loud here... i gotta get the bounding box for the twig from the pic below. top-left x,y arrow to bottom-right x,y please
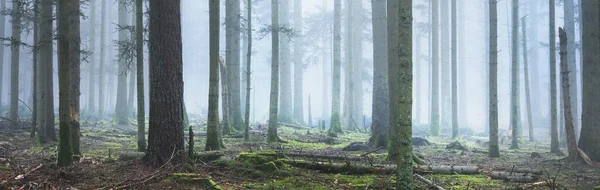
414,174 -> 446,190
18,99 -> 32,112
14,164 -> 43,180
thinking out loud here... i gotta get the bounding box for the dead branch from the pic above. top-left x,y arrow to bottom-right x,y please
414,174 -> 446,190
14,164 -> 43,180
577,148 -> 593,166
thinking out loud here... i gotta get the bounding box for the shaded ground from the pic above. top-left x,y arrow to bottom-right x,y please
0,120 -> 599,189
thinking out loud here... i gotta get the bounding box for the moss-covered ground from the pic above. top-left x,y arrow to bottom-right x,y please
0,119 -> 598,189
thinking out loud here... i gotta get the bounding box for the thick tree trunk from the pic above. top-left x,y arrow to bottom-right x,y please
329,0 -> 343,135
564,0 -> 579,140
146,0 -> 185,164
244,0 -> 252,141
559,27 -> 580,162
344,0 -> 354,131
509,0 -> 520,150
114,1 -> 129,125
206,2 -> 220,150
135,0 -> 146,152
69,0 -> 82,156
451,0 -> 458,139
488,0 -> 499,158
549,0 -> 561,155
440,0 -> 450,129
369,0 -> 388,149
267,0 -> 280,143
293,0 -> 303,124
579,0 -> 600,162
352,0 -> 363,131
388,1 -> 413,188
38,0 -> 55,142
278,0 -> 292,123
9,0 -> 21,125
98,0 -> 107,117
521,17 -> 534,142
88,0 -> 96,113
430,0 -> 440,136
226,0 -> 243,131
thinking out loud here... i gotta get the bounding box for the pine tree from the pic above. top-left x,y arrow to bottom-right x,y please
206,0 -> 221,151
267,0 -> 281,143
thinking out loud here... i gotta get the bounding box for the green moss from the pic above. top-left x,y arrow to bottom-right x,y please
328,113 -> 343,135
258,161 -> 279,172
237,151 -> 279,165
0,165 -> 10,171
594,185 -> 600,190
427,174 -> 499,189
170,173 -> 223,190
244,177 -> 329,190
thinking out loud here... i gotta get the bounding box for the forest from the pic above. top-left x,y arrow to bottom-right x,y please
0,0 -> 598,189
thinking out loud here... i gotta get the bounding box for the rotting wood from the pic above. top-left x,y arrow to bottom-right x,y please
414,174 -> 446,190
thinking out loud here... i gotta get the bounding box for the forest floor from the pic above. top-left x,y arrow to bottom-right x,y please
0,118 -> 599,189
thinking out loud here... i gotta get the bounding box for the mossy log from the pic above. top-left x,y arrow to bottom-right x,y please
414,165 -> 480,175
171,173 -> 223,190
489,171 -> 536,183
118,152 -> 146,161
282,160 -> 396,175
193,151 -> 225,163
495,167 -> 543,175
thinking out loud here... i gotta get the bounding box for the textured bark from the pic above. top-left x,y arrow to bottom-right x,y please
292,0 -> 303,124
206,0 -> 220,150
329,0 -> 342,135
69,0 -> 82,156
451,0 -> 458,139
521,17 -> 533,143
268,0 -> 280,143
509,0 -> 520,150
135,0 -> 146,152
57,0 -> 77,166
369,0 -> 389,149
388,0 -> 413,188
430,0 -> 440,136
488,0 -> 499,157
0,0 -> 4,110
145,0 -> 185,164
579,0 -> 600,162
278,0 -> 292,123
88,0 -> 96,113
244,0 -> 252,141
9,0 -> 21,125
114,1 -> 129,125
559,27 -> 580,162
38,0 -> 55,142
98,0 -> 107,116
549,0 -> 561,155
564,0 -> 579,140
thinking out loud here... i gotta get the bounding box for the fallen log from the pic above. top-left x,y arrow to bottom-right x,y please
278,122 -> 306,129
495,168 -> 543,175
194,151 -> 225,163
415,165 -> 480,175
414,174 -> 446,190
118,152 -> 146,161
489,171 -> 536,183
282,160 -> 395,175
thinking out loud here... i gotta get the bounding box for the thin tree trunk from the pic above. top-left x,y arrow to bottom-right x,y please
329,0 -> 343,135
488,0 -> 499,157
509,0 -> 520,150
293,0 -> 303,124
344,0 -> 354,131
267,0 -> 280,143
440,0 -> 450,129
549,0 -> 561,155
115,1 -> 129,125
451,0 -> 458,139
279,0 -> 292,123
389,0 -> 413,188
321,0 -> 330,121
31,0 -> 38,138
244,0 -> 252,141
521,17 -> 534,142
98,0 -> 106,117
368,0 -> 389,148
145,0 -> 185,165
88,0 -> 96,113
352,0 -> 363,129
564,0 -> 579,141
135,0 -> 146,152
0,0 -> 5,111
308,95 -> 312,126
430,0 -> 440,136
559,27 -> 580,162
206,0 -> 221,151
219,59 -> 231,136
9,0 -> 21,125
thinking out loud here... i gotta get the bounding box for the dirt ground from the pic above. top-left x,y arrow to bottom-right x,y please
0,120 -> 599,189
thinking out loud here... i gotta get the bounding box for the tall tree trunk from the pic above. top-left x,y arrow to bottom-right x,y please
308,95 -> 312,126
559,27 -> 580,162
292,0 -> 303,124
579,0 -> 600,162
9,0 -> 21,125
279,0 -> 292,123
219,60 -> 232,136
0,0 -> 5,110
88,0 -> 96,113
440,0 -> 450,130
344,0 -> 354,130
98,0 -> 107,117
206,0 -> 221,151
69,0 -> 82,156
389,0 -> 413,188
549,0 -> 561,155
488,0 -> 499,157
145,0 -> 185,165
31,0 -> 38,138
321,0 -> 330,121
451,0 -> 457,139
564,0 -> 579,141
526,0 -> 541,128
267,0 -> 280,143
352,0 -> 363,130
135,0 -> 146,152
115,1 -> 129,125
329,0 -> 343,135
430,0 -> 440,136
521,17 -> 534,142
240,2 -> 247,116
38,0 -> 55,141
57,0 -> 77,166
369,0 -> 389,148
226,0 -> 243,130
244,0 -> 252,141
509,0 -> 520,150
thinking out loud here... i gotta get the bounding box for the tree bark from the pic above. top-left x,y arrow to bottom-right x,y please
98,0 -> 107,117
135,0 -> 146,152
440,0 -> 450,130
0,0 -> 5,113
559,27 -> 580,162
509,0 -> 520,150
368,0 -> 389,149
88,0 -> 96,113
344,0 -> 354,131
219,59 -> 232,136
549,0 -> 561,155
114,1 -> 129,125
9,0 -> 21,126
293,0 -> 303,124
488,0 -> 499,157
69,0 -> 82,156
388,0 -> 413,188
145,0 -> 185,165
267,0 -> 280,143
521,17 -> 534,143
579,0 -> 600,162
225,0 -> 243,131
329,0 -> 342,135
279,0 -> 292,123
244,0 -> 252,141
430,0 -> 440,136
451,0 -> 458,139
206,0 -> 220,150
564,0 -> 579,140
31,0 -> 38,138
